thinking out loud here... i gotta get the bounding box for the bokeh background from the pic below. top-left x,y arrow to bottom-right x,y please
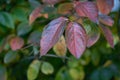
0,0 -> 120,80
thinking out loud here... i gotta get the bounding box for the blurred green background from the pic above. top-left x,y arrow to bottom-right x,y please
0,0 -> 120,80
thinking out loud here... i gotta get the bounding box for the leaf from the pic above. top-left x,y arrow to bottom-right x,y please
58,2 -> 73,15
41,62 -> 54,75
17,23 -> 32,36
90,69 -> 100,80
0,65 -> 7,80
91,50 -> 100,66
40,17 -> 68,56
65,22 -> 87,59
9,37 -> 24,51
42,0 -> 62,5
100,68 -> 113,80
55,67 -> 72,80
4,51 -> 18,64
99,14 -> 114,27
69,68 -> 85,80
53,35 -> 67,57
87,31 -> 100,48
29,6 -> 43,25
83,20 -> 100,47
27,60 -> 41,80
11,7 -> 28,22
28,31 -> 41,46
0,12 -> 14,29
0,38 -> 7,53
74,1 -> 98,22
29,0 -> 41,8
96,0 -> 114,14
90,68 -> 113,80
99,23 -> 114,48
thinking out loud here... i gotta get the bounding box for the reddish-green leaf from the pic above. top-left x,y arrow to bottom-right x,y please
66,22 -> 87,58
99,14 -> 114,27
42,0 -> 62,5
9,37 -> 24,51
83,20 -> 100,47
74,1 -> 98,22
96,0 -> 114,14
40,17 -> 68,56
87,32 -> 100,47
29,6 -> 42,25
99,23 -> 114,48
57,2 -> 73,15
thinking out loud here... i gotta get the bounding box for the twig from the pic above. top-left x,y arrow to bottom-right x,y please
20,54 -> 71,62
21,44 -> 33,50
43,54 -> 70,60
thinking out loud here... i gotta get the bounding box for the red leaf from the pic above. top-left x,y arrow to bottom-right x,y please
10,37 -> 24,51
40,17 -> 68,56
99,23 -> 114,48
74,1 -> 98,22
99,14 -> 114,26
96,0 -> 114,14
66,22 -> 87,58
29,6 -> 42,25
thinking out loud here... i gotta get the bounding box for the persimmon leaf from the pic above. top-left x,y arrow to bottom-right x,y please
29,6 -> 42,25
0,12 -> 14,29
53,35 -> 67,57
83,20 -> 100,47
41,62 -> 54,75
42,0 -> 62,5
27,60 -> 41,80
96,0 -> 114,14
74,1 -> 98,22
87,31 -> 100,48
40,17 -> 68,56
17,23 -> 32,36
57,2 -> 73,15
99,23 -> 114,48
99,14 -> 114,27
4,51 -> 18,64
66,22 -> 87,58
9,37 -> 24,51
28,31 -> 41,46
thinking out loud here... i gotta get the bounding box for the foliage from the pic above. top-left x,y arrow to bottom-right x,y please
0,0 -> 120,80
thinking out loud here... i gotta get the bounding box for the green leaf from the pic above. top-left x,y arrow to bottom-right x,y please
91,50 -> 101,66
28,31 -> 41,45
90,68 -> 113,80
29,0 -> 41,8
17,22 -> 32,36
100,68 -> 113,80
11,7 -> 29,22
55,67 -> 72,80
0,12 -> 14,29
27,60 -> 41,80
69,67 -> 85,80
90,69 -> 100,80
0,65 -> 7,80
41,62 -> 54,75
4,51 -> 18,64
